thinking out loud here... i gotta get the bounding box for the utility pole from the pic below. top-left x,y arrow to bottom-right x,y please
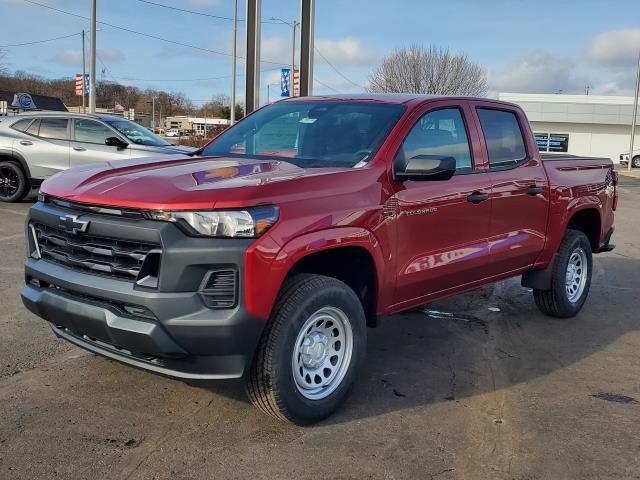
245,0 -> 261,114
151,96 -> 155,130
299,0 -> 315,97
89,0 -> 97,113
230,0 -> 238,124
81,30 -> 87,113
628,48 -> 640,172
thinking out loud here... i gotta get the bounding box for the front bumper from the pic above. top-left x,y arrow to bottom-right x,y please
21,201 -> 266,380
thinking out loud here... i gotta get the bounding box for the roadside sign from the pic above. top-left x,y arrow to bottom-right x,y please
75,74 -> 89,97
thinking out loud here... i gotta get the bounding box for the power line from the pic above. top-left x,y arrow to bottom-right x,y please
21,0 -> 286,67
132,0 -> 281,24
314,78 -> 339,93
314,47 -> 363,89
0,32 -> 81,48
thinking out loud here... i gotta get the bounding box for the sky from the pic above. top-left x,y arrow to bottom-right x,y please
1,0 -> 639,107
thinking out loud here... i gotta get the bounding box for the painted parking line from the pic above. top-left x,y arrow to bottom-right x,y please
0,209 -> 28,216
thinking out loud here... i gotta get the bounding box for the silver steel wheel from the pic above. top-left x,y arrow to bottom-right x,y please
565,247 -> 588,303
292,306 -> 354,400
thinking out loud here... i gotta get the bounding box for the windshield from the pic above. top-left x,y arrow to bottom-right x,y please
202,101 -> 406,168
104,118 -> 170,147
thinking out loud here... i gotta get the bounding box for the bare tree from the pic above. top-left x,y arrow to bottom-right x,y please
367,45 -> 488,97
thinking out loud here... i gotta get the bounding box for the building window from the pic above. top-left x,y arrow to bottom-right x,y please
535,133 -> 569,153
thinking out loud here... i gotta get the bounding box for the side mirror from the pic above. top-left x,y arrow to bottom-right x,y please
394,155 -> 456,181
105,136 -> 128,149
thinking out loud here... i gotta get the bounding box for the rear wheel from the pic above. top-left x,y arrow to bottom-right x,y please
632,156 -> 640,168
533,229 -> 592,318
0,161 -> 28,203
246,274 -> 366,425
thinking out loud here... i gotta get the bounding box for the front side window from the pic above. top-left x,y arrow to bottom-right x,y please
103,118 -> 170,147
202,101 -> 406,168
74,119 -> 114,144
38,118 -> 69,140
476,108 -> 527,166
396,108 -> 473,172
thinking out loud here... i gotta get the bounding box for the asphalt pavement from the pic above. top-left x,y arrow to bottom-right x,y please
0,178 -> 638,479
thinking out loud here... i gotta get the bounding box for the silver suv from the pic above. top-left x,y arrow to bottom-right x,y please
0,112 -> 196,202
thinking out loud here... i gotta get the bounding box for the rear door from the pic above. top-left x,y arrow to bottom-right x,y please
391,101 -> 492,306
471,102 -> 549,274
13,117 -> 70,177
71,118 -> 130,166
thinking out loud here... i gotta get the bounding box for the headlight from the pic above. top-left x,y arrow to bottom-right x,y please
147,205 -> 279,238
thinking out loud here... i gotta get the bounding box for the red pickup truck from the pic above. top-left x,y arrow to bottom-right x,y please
21,94 -> 616,424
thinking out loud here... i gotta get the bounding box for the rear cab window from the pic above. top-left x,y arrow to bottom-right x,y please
395,107 -> 474,173
476,108 -> 527,168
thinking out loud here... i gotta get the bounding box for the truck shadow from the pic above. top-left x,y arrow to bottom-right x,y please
198,255 -> 637,426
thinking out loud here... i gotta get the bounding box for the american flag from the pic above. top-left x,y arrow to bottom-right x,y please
281,68 -> 300,98
75,74 -> 88,97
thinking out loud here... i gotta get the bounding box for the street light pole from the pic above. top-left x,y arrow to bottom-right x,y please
81,30 -> 86,113
230,0 -> 238,124
89,0 -> 97,113
151,96 -> 155,130
628,49 -> 640,172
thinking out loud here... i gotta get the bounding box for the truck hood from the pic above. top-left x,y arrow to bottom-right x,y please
40,155 -> 351,210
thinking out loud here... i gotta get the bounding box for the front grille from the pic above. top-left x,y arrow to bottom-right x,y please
32,222 -> 160,281
199,269 -> 237,309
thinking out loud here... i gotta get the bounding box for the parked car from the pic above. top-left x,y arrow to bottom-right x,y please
165,128 -> 180,137
21,94 -> 617,424
0,112 -> 196,202
620,149 -> 640,168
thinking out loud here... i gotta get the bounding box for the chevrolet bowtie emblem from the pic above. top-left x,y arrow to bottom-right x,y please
59,215 -> 90,235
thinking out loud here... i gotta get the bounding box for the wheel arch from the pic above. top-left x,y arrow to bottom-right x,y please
0,148 -> 32,179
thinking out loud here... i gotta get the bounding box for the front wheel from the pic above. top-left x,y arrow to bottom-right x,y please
0,161 -> 28,203
246,274 -> 366,424
533,229 -> 593,318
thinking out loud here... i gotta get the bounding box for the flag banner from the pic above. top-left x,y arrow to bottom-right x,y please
293,69 -> 300,97
75,74 -> 89,96
281,68 -> 291,97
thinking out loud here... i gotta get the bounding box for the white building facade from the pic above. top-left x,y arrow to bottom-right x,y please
498,93 -> 639,163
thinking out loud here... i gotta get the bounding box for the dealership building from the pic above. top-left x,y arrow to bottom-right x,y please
498,93 -> 639,163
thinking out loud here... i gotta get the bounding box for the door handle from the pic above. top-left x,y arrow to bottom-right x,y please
467,192 -> 489,204
20,140 -> 33,146
73,146 -> 87,152
526,185 -> 543,195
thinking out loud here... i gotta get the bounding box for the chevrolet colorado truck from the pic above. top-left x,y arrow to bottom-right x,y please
21,94 -> 617,424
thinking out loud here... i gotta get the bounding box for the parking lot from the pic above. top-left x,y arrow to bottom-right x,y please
0,175 -> 638,480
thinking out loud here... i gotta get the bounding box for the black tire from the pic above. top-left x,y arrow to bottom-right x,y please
632,156 -> 640,168
533,229 -> 593,318
246,274 -> 366,425
0,160 -> 28,203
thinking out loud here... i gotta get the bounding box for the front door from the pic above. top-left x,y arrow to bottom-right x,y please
70,118 -> 130,166
391,103 -> 492,306
472,104 -> 549,274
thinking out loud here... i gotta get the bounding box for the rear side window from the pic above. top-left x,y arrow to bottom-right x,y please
10,119 -> 33,132
397,108 -> 473,172
476,108 -> 527,166
38,118 -> 69,140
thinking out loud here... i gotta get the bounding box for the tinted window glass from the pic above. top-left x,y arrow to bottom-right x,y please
38,118 -> 69,140
203,101 -> 406,168
25,119 -> 40,136
397,108 -> 473,171
10,119 -> 33,132
477,109 -> 527,166
74,119 -> 113,144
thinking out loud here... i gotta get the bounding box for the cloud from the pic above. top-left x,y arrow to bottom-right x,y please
489,51 -> 587,94
315,37 -> 380,67
49,48 -> 125,67
590,29 -> 640,69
